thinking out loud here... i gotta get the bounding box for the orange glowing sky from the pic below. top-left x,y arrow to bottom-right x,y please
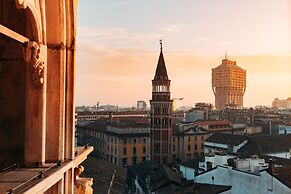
76,0 -> 291,108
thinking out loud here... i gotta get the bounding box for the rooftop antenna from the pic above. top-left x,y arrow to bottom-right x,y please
159,39 -> 163,51
225,50 -> 228,60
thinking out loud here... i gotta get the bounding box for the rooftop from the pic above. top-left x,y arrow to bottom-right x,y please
81,156 -> 127,194
238,134 -> 291,155
130,160 -> 232,194
205,133 -> 248,146
180,159 -> 200,169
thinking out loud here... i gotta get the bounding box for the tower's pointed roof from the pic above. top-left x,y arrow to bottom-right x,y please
154,40 -> 169,80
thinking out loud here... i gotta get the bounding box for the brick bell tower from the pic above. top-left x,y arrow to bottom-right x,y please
150,40 -> 173,165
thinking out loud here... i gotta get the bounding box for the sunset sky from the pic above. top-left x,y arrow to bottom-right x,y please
76,0 -> 291,108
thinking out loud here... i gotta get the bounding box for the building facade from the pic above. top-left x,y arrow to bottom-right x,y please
76,110 -> 149,123
150,41 -> 173,164
272,98 -> 291,109
77,119 -> 151,167
172,120 -> 233,162
137,100 -> 147,110
212,56 -> 246,110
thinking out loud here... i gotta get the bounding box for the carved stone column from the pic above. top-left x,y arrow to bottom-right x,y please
24,41 -> 46,86
24,41 -> 47,165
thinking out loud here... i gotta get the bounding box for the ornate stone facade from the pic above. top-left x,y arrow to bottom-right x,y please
24,41 -> 46,86
0,0 -> 93,193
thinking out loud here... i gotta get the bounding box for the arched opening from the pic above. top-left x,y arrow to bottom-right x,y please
0,0 -> 40,169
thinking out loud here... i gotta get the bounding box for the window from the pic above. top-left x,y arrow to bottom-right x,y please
194,153 -> 198,159
132,157 -> 137,165
173,154 -> 176,161
156,107 -> 160,114
188,144 -> 191,151
187,154 -> 191,160
143,147 -> 146,154
122,158 -> 128,167
143,138 -> 146,144
195,144 -> 198,151
173,144 -> 176,152
163,157 -> 167,164
188,137 -> 191,142
155,144 -> 160,152
173,136 -> 176,142
123,139 -> 127,144
133,139 -> 137,144
201,135 -> 204,140
133,147 -> 136,155
123,147 -> 127,155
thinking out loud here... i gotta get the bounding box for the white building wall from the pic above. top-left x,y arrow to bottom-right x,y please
195,165 -> 291,194
180,165 -> 195,180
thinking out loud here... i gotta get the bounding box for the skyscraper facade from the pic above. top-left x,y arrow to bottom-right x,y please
150,41 -> 173,164
212,56 -> 246,110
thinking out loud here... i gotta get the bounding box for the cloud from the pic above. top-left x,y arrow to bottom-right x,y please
158,24 -> 189,34
215,41 -> 233,45
76,27 -> 291,107
192,37 -> 209,42
77,26 -> 161,45
192,37 -> 232,46
77,39 -> 291,78
78,27 -> 129,40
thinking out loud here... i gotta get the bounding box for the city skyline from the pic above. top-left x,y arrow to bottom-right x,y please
76,0 -> 291,107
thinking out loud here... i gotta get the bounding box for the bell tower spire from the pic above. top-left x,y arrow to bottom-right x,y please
150,41 -> 173,165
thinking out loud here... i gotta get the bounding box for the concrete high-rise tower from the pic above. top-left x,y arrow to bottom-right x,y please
150,41 -> 173,164
212,55 -> 246,110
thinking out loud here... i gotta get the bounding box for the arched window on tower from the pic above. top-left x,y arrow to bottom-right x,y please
154,84 -> 169,93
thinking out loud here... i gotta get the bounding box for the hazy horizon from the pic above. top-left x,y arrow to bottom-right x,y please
76,0 -> 291,108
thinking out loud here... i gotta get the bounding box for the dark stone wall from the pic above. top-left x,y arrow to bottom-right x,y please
0,37 -> 26,169
0,0 -> 27,169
